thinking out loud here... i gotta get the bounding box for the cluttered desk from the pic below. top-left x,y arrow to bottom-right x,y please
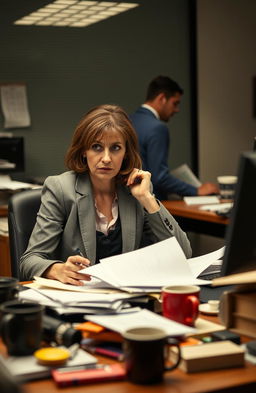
1,151 -> 256,392
1,275 -> 256,393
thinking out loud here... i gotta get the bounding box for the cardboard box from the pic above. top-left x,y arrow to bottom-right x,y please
170,341 -> 244,373
219,286 -> 256,338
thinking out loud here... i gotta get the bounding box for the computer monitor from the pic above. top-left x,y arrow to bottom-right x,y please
221,151 -> 256,276
0,137 -> 25,173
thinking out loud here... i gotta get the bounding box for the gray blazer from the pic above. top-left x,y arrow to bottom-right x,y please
20,171 -> 192,280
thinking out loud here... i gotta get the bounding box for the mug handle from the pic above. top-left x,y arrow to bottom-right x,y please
0,313 -> 14,346
165,337 -> 181,371
185,295 -> 199,326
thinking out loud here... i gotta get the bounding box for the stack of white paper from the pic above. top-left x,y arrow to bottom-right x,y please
19,286 -> 144,315
79,237 -> 210,292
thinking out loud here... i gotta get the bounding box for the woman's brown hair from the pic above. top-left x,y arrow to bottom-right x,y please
65,104 -> 142,181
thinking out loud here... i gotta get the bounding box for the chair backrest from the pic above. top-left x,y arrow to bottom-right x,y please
8,188 -> 42,279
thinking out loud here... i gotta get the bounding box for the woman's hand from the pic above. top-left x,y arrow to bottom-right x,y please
43,255 -> 91,286
127,168 -> 160,213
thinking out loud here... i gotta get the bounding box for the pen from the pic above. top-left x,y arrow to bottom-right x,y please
75,248 -> 84,257
82,345 -> 124,361
75,248 -> 86,268
56,364 -> 110,373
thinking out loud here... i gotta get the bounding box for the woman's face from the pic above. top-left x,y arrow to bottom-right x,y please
85,129 -> 126,184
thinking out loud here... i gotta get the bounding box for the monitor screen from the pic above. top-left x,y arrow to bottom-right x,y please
221,151 -> 256,276
0,137 -> 25,173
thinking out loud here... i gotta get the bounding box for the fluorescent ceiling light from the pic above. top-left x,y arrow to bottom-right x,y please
14,1 -> 139,27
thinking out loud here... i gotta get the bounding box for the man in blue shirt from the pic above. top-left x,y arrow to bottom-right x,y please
130,76 -> 218,200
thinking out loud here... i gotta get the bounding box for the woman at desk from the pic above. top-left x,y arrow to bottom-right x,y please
20,104 -> 191,285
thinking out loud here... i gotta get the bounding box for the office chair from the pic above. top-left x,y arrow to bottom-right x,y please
8,188 -> 42,279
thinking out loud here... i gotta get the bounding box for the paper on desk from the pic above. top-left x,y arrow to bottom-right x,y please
79,237 -> 210,291
20,287 -> 142,308
199,202 -> 233,212
188,247 -> 225,278
184,196 -> 220,205
32,276 -> 119,293
0,175 -> 40,191
87,308 -> 195,337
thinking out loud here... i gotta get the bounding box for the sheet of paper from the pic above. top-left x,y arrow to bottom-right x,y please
187,317 -> 225,337
199,202 -> 233,212
171,163 -> 202,187
184,196 -> 220,205
87,308 -> 195,337
188,247 -> 225,278
32,276 -> 119,293
0,84 -> 31,128
0,175 -> 40,191
80,237 -> 210,289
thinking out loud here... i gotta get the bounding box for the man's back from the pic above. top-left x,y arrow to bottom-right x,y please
130,76 -> 219,199
130,106 -> 196,200
130,107 -> 168,170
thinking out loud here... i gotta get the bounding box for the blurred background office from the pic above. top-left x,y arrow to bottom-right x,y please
0,0 -> 255,254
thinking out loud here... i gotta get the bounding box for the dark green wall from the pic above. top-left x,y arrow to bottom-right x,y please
0,0 -> 193,181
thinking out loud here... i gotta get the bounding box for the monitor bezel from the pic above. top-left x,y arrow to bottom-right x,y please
221,151 -> 256,276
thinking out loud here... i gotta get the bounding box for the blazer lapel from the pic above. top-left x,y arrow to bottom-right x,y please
118,185 -> 137,253
75,174 -> 96,264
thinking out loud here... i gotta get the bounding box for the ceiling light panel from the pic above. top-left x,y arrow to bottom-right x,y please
14,1 -> 139,27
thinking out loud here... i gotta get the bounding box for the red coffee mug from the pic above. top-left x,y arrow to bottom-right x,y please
162,285 -> 200,326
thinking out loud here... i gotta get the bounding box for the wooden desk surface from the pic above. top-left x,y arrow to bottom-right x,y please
17,314 -> 255,393
162,200 -> 229,225
22,362 -> 256,393
21,328 -> 256,393
162,200 -> 229,238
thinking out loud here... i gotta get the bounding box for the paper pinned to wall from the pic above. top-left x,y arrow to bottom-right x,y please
0,84 -> 31,128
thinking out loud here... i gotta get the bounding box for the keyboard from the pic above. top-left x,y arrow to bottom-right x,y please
199,272 -> 221,281
198,263 -> 222,281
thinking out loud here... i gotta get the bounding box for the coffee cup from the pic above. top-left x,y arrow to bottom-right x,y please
0,300 -> 44,356
122,326 -> 181,384
217,176 -> 237,200
162,285 -> 200,326
0,277 -> 19,304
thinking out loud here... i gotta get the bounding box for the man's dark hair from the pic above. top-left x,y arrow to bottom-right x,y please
146,75 -> 183,101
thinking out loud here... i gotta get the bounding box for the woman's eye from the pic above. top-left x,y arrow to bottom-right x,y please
111,144 -> 121,151
91,144 -> 102,151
